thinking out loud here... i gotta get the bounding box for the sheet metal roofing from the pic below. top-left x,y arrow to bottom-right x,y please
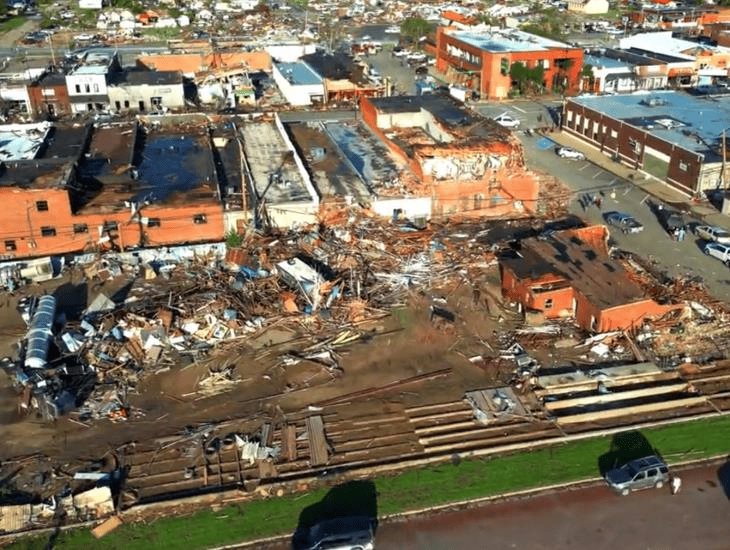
570,91 -> 730,159
584,54 -> 629,70
0,122 -> 51,161
274,61 -> 323,86
450,28 -> 573,53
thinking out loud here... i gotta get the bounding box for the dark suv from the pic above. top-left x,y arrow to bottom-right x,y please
604,455 -> 669,496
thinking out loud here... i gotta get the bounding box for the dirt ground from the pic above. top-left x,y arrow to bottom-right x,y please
0,267 -> 520,462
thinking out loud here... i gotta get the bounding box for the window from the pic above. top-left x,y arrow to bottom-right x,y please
633,472 -> 646,481
41,226 -> 56,237
103,221 -> 119,231
151,96 -> 162,107
647,469 -> 657,478
124,100 -> 130,108
35,200 -> 48,211
500,57 -> 509,76
75,84 -> 81,93
85,84 -> 90,93
544,298 -> 553,309
73,223 -> 88,234
115,101 -> 121,110
193,214 -> 207,224
610,129 -> 618,139
566,111 -> 573,123
679,161 -> 688,172
4,240 -> 16,251
147,217 -> 161,227
93,83 -> 99,93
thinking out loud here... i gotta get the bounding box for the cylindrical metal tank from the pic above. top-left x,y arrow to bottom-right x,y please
24,295 -> 56,369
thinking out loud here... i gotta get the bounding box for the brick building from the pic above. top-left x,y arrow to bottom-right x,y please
563,91 -> 730,196
0,121 -> 230,259
27,71 -> 72,119
435,27 -> 583,99
499,225 -> 674,332
360,94 -> 540,218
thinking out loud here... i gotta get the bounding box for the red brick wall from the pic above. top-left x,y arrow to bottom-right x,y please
0,186 -> 225,259
28,82 -> 71,119
500,266 -> 575,317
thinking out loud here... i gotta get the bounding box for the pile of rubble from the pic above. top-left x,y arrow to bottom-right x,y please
6,220 -> 498,422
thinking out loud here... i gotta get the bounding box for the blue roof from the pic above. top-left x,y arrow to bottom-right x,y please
450,29 -> 572,53
570,91 -> 730,160
275,61 -> 323,86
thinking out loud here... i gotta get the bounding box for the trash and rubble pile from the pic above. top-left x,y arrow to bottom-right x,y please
5,220 -> 497,422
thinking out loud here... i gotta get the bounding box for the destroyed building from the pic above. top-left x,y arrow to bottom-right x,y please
0,120 -> 237,259
360,94 -> 540,218
499,225 -> 676,331
299,51 -> 386,104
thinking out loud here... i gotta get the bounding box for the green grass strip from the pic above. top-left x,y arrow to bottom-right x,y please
0,16 -> 27,33
12,414 -> 730,550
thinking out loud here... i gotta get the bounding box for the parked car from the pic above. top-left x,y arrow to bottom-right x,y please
604,211 -> 644,234
493,113 -> 520,128
604,455 -> 669,496
556,146 -> 585,160
293,516 -> 375,550
704,242 -> 730,265
695,225 -> 730,244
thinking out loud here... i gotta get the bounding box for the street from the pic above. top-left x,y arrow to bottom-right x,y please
375,462 -> 730,549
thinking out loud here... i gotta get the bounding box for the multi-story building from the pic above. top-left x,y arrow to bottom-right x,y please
65,51 -> 122,114
435,27 -> 583,99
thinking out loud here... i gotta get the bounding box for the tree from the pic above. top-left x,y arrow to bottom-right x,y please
400,17 -> 433,40
509,61 -> 545,95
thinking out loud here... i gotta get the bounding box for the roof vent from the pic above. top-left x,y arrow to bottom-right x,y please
640,97 -> 668,107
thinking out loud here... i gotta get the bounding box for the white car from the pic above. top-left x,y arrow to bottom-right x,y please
74,33 -> 94,41
493,113 -> 520,128
556,147 -> 586,160
695,225 -> 730,244
704,242 -> 730,265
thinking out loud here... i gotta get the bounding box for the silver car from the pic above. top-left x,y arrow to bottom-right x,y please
604,455 -> 669,496
695,225 -> 730,244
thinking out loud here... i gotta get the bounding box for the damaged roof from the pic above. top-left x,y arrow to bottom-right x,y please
109,69 -> 183,87
501,227 -> 647,309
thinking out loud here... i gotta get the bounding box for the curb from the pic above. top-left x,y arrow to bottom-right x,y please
220,454 -> 728,549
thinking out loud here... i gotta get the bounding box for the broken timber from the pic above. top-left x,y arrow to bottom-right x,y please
305,416 -> 329,466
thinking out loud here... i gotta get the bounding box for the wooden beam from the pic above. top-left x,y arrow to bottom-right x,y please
544,383 -> 690,411
306,416 -> 329,467
556,396 -> 708,425
534,372 -> 678,397
408,410 -> 473,424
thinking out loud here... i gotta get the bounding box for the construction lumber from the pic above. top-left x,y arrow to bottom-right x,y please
534,372 -> 678,397
282,424 -> 297,462
305,416 -> 329,466
556,396 -> 708,425
544,383 -> 690,411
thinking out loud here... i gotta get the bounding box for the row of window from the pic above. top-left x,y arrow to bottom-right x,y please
74,83 -> 100,94
4,215 -> 208,251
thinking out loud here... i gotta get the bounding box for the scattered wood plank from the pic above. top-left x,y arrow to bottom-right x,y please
91,515 -> 122,539
305,415 -> 329,467
556,396 -> 708,425
534,372 -> 678,397
282,424 -> 297,462
545,383 -> 690,411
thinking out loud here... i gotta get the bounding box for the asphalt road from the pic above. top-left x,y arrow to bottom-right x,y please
366,48 -> 418,95
375,462 -> 730,550
473,101 -> 730,302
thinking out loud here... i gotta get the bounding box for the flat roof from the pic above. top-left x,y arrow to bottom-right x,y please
620,31 -> 730,58
285,121 -> 372,202
0,159 -> 73,189
71,64 -> 109,76
110,69 -> 182,86
584,54 -> 629,70
76,123 -> 220,213
240,122 -> 313,204
274,62 -> 322,86
323,121 -> 401,188
0,122 -> 52,161
450,28 -> 574,53
569,91 -> 730,160
501,230 -> 646,309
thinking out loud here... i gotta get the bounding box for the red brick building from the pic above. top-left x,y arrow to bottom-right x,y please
435,27 -> 583,99
27,71 -> 72,120
360,95 -> 540,219
499,225 -> 674,332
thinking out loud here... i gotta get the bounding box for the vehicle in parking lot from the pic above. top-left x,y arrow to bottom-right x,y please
293,516 -> 375,550
493,113 -> 520,128
695,225 -> 730,243
604,211 -> 644,234
704,242 -> 730,264
556,146 -> 585,160
604,455 -> 670,496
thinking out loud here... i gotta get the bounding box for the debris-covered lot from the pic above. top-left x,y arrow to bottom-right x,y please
1,214 -> 730,536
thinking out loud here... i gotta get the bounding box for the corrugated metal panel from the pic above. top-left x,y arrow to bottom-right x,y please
24,295 -> 56,369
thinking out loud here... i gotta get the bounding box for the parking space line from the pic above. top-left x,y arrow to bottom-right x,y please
592,171 -> 604,179
577,164 -> 590,171
512,105 -> 526,113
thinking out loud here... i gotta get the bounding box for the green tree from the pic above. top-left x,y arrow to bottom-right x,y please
400,17 -> 433,40
509,61 -> 545,95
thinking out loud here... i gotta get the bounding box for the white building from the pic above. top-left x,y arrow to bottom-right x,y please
65,52 -> 120,113
567,0 -> 609,15
272,61 -> 325,106
107,70 -> 185,113
79,0 -> 102,9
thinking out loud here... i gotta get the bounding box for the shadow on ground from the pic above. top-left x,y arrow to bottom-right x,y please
291,480 -> 378,549
717,457 -> 730,500
598,431 -> 658,476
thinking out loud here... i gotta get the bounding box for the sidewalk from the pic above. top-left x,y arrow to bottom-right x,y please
548,130 -> 730,232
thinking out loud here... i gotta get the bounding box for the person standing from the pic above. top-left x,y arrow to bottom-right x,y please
671,475 -> 682,495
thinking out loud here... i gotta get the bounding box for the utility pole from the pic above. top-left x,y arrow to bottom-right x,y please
723,129 -> 727,190
48,34 -> 56,68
